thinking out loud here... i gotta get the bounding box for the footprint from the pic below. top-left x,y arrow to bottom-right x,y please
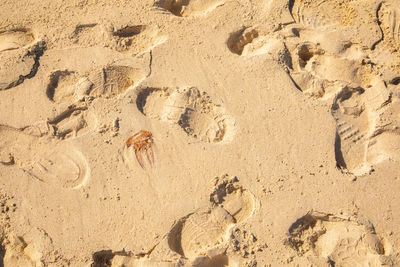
0,125 -> 90,189
167,175 -> 255,263
72,23 -> 108,47
289,42 -> 369,99
0,29 -> 35,52
227,27 -> 260,56
333,79 -> 394,174
288,0 -> 381,48
156,0 -> 224,17
331,87 -> 370,173
137,87 -> 235,143
26,142 -> 90,189
48,105 -> 97,139
0,39 -> 45,90
209,175 -> 256,224
46,65 -> 144,102
285,39 -> 397,174
71,23 -> 166,55
46,70 -> 88,103
288,0 -> 343,30
0,125 -> 40,166
111,25 -> 166,54
87,65 -> 143,98
168,206 -> 235,260
366,93 -> 400,165
378,2 -> 400,54
287,211 -> 393,266
88,177 -> 254,266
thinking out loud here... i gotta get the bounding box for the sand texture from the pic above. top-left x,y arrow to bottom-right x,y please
1,0 -> 400,266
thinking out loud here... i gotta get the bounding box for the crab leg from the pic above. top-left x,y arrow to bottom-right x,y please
135,149 -> 146,169
145,145 -> 155,167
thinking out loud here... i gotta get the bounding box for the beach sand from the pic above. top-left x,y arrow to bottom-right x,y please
0,0 -> 400,266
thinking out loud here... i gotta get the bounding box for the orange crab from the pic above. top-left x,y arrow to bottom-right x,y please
126,130 -> 155,169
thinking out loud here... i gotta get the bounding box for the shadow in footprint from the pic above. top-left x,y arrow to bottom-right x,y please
0,243 -> 4,267
167,218 -> 186,256
91,250 -> 115,267
46,70 -> 78,103
156,0 -> 190,16
113,25 -> 145,38
334,132 -> 346,170
227,27 -> 259,56
136,87 -> 158,114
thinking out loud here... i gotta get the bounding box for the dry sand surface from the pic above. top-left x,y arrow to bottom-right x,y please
1,0 -> 400,266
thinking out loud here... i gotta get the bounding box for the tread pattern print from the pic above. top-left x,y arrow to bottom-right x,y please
87,65 -> 142,98
167,175 -> 256,264
331,87 -> 370,173
137,87 -> 235,143
156,0 -> 224,17
285,38 -> 399,175
287,211 -> 393,266
378,2 -> 400,54
169,206 -> 235,259
289,0 -> 356,30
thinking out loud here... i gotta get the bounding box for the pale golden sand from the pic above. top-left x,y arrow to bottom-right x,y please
0,0 -> 400,266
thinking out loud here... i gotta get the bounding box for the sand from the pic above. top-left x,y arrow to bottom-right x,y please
0,0 -> 400,266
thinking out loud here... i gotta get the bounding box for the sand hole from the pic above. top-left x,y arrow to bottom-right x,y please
296,43 -> 322,68
46,70 -> 79,103
227,28 -> 259,55
390,77 -> 400,85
